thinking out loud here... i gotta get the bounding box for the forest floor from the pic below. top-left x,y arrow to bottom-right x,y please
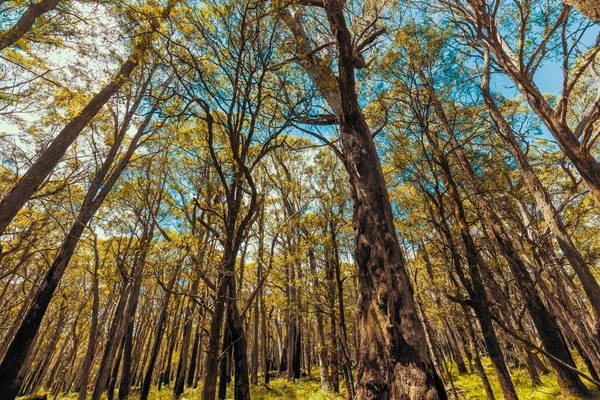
448,357 -> 600,400
20,358 -> 600,400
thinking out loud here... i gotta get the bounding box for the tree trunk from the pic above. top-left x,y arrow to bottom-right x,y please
118,259 -> 146,400
429,145 -> 518,400
0,84 -> 157,399
140,267 -> 178,400
284,3 -> 446,397
92,284 -> 130,400
0,0 -> 61,50
174,275 -> 200,398
481,71 -> 600,325
423,71 -> 590,397
77,236 -> 101,400
188,323 -> 201,388
309,249 -> 332,391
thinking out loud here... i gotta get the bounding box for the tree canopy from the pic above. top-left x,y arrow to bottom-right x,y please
1,1 -> 600,399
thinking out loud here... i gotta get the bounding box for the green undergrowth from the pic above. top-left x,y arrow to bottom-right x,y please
27,360 -> 600,400
46,374 -> 346,400
448,357 -> 600,400
137,377 -> 345,400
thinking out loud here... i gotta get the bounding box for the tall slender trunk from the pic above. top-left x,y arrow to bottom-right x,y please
77,236 -> 101,400
201,256 -> 232,400
0,48 -> 144,237
188,323 -> 201,388
92,284 -> 130,400
140,267 -> 179,400
464,310 -> 495,400
0,98 -> 155,398
423,71 -> 589,397
251,292 -> 259,384
174,274 -> 200,398
325,254 -> 340,393
428,146 -> 518,400
309,249 -> 332,391
118,259 -> 147,400
480,68 -> 600,325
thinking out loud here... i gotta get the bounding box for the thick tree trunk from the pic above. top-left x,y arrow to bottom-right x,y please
229,295 -> 251,400
284,3 -> 446,397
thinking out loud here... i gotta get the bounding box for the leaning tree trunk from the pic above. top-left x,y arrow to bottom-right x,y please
0,96 -> 156,400
0,0 -> 174,237
174,275 -> 200,398
480,68 -> 600,324
77,240 -> 101,400
421,70 -> 590,397
0,0 -> 61,51
429,152 -> 518,400
140,268 -> 178,400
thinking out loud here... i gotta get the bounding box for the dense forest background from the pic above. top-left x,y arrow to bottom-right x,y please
1,0 -> 600,399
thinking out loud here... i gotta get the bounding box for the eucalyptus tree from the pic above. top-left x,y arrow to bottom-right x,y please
0,0 -> 63,51
280,1 -> 446,398
0,65 -> 169,399
436,0 -> 600,206
0,0 -> 175,237
564,0 -> 600,23
163,1 -> 293,397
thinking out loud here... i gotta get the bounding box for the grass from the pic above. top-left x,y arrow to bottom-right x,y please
43,374 -> 346,400
24,359 -> 600,399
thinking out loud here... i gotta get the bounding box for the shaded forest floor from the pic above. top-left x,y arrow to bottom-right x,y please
20,359 -> 600,400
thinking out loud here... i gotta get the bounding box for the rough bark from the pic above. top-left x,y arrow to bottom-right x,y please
564,0 -> 600,23
284,2 -> 446,398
